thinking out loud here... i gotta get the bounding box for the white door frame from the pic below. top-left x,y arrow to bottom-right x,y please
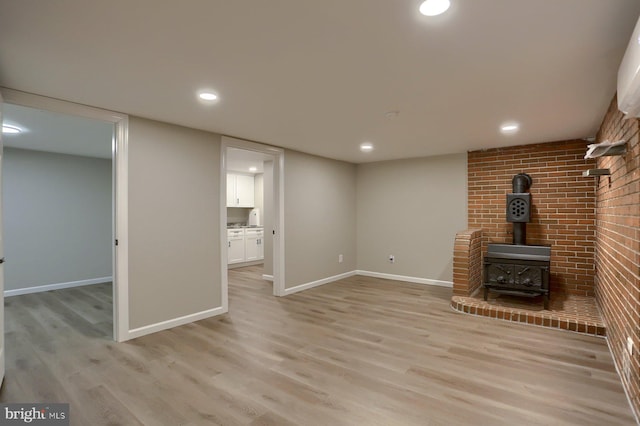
220,136 -> 285,310
0,88 -> 130,342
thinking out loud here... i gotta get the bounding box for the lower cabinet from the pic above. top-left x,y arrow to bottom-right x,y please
227,228 -> 264,265
227,229 -> 246,264
245,228 -> 264,262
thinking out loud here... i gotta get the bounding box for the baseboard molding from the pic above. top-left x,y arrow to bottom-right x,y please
283,271 -> 357,296
356,270 -> 453,288
125,306 -> 226,341
4,276 -> 113,297
262,274 -> 274,282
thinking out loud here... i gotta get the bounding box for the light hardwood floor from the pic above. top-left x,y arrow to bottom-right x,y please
1,266 -> 637,425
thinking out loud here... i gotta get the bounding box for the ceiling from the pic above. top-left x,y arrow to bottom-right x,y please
227,148 -> 273,174
3,103 -> 270,170
3,104 -> 113,159
1,1 -> 639,164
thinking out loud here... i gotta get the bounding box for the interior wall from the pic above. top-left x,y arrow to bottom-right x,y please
356,153 -> 467,282
284,150 -> 357,288
3,148 -> 112,291
128,117 -> 221,329
594,96 -> 640,417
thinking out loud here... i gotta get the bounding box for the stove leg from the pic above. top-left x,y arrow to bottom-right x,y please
543,294 -> 549,310
483,286 -> 489,301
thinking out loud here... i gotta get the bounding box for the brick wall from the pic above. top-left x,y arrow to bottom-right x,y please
453,229 -> 483,296
594,96 -> 640,417
468,141 -> 597,295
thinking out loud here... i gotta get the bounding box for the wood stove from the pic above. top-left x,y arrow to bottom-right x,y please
483,173 -> 551,309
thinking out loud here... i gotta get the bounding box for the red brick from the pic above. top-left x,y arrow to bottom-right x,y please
594,96 -> 640,417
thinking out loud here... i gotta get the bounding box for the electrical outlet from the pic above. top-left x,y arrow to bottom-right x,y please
338,254 -> 343,263
389,255 -> 395,263
623,337 -> 634,383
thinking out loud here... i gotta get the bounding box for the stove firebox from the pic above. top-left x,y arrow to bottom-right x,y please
483,244 -> 550,309
483,173 -> 551,309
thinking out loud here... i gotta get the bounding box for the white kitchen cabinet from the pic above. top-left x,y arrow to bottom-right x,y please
244,228 -> 264,262
227,228 -> 264,265
227,229 -> 245,264
227,173 -> 254,207
257,233 -> 264,259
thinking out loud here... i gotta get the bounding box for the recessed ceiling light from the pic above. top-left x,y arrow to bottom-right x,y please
2,125 -> 21,134
500,123 -> 520,134
385,110 -> 400,119
249,167 -> 257,172
198,91 -> 218,101
419,0 -> 451,16
360,142 -> 374,152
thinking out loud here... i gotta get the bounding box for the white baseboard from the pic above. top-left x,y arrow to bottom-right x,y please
356,270 -> 453,288
283,271 -> 357,296
4,276 -> 113,297
262,274 -> 274,282
125,306 -> 226,340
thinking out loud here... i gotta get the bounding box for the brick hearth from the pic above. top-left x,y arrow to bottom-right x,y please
451,293 -> 605,337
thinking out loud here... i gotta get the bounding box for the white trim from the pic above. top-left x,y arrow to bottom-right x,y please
262,274 -> 274,282
1,88 -> 129,343
4,277 -> 112,297
113,116 -> 129,342
269,270 -> 453,297
0,91 -> 5,386
0,347 -> 4,388
275,149 -> 285,296
283,271 -> 357,296
356,270 -> 453,288
125,307 -> 225,340
220,137 -> 286,307
220,151 -> 229,313
0,88 -> 126,122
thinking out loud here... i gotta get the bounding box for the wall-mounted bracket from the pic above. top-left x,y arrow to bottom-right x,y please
584,140 -> 627,159
582,169 -> 611,177
582,168 -> 612,187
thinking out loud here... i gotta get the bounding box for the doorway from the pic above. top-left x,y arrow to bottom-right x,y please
2,103 -> 114,338
1,88 -> 129,342
220,136 -> 285,311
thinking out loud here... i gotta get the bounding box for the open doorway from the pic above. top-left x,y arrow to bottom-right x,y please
220,136 -> 284,310
2,103 -> 115,339
1,88 -> 129,342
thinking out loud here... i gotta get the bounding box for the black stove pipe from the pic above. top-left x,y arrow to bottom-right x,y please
513,221 -> 526,246
512,173 -> 532,245
512,173 -> 532,193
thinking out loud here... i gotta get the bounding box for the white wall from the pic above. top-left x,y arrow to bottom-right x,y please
128,117 -> 221,329
284,150 -> 357,288
3,148 -> 112,291
356,153 -> 467,282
